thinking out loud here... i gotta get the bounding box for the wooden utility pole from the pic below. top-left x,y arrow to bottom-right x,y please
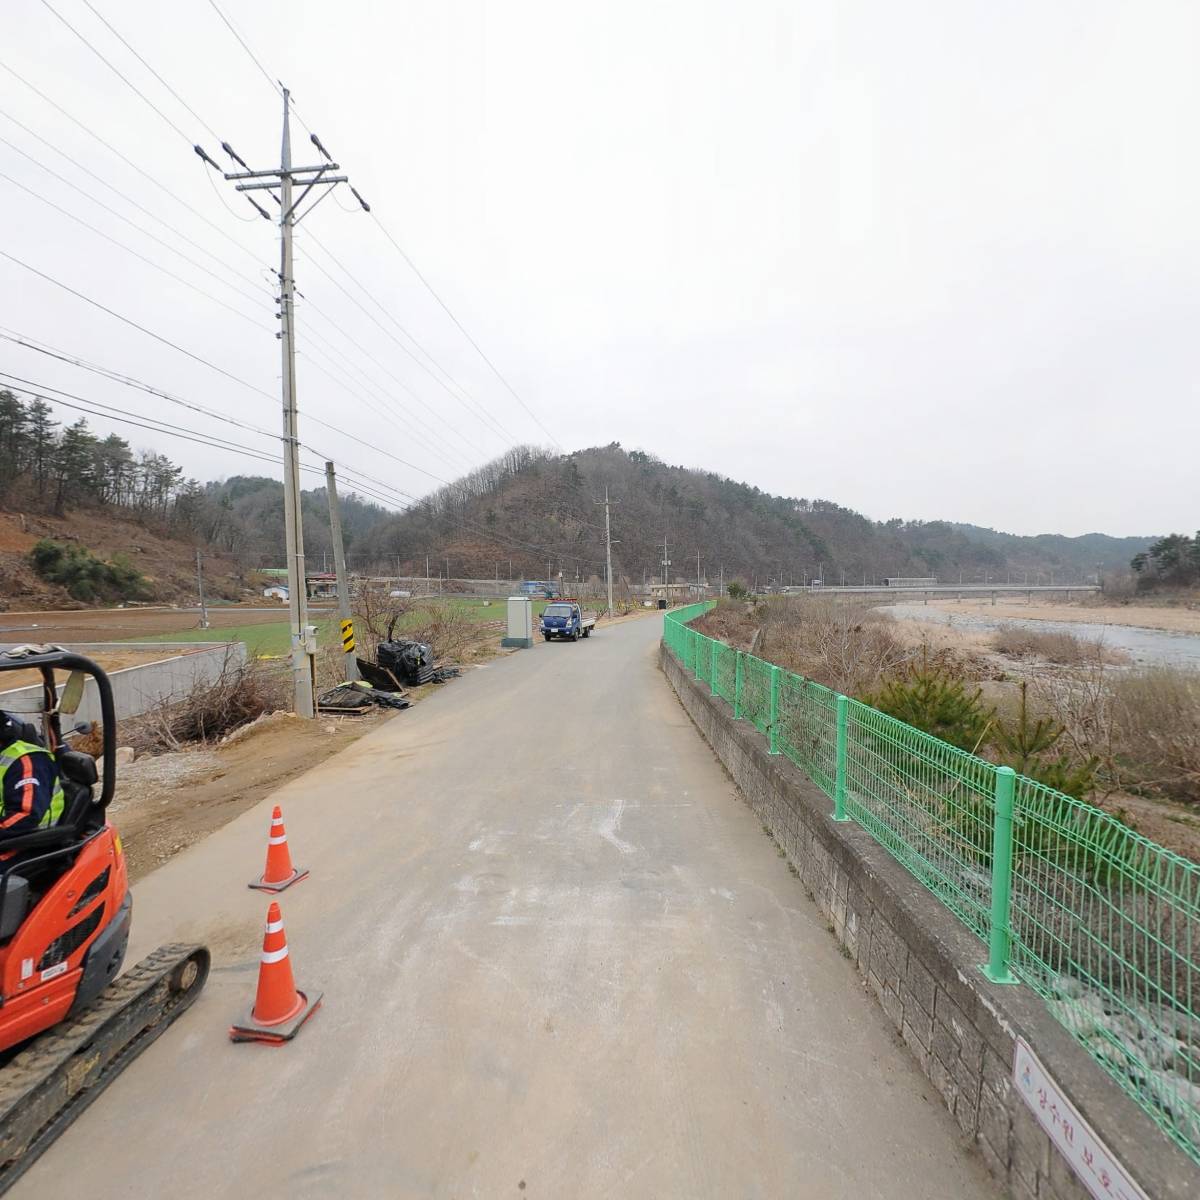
596,487 -> 617,614
325,462 -> 359,682
195,549 -> 210,629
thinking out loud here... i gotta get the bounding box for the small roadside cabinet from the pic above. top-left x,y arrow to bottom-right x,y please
502,596 -> 533,648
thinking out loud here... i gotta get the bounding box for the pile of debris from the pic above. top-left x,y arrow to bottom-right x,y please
317,630 -> 461,715
317,681 -> 410,714
365,632 -> 461,689
377,638 -> 460,686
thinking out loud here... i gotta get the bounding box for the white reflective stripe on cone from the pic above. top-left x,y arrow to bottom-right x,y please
265,919 -> 285,933
267,835 -> 288,845
261,946 -> 289,964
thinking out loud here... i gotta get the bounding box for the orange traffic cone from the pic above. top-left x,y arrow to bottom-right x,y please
230,901 -> 321,1045
248,805 -> 308,892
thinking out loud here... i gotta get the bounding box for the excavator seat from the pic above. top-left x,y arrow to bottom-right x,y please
0,876 -> 29,941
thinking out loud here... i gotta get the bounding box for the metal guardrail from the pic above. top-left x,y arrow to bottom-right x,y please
663,601 -> 1200,1163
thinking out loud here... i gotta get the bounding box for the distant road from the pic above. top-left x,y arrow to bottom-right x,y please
15,615 -> 995,1198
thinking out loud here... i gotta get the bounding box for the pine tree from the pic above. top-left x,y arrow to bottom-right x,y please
0,391 -> 29,500
25,397 -> 58,501
868,658 -> 994,753
992,682 -> 1098,799
51,419 -> 98,515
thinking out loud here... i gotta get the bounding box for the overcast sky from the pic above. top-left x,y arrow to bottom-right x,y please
3,1 -> 1196,537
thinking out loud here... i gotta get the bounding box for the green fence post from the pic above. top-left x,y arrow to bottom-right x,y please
768,665 -> 780,755
710,643 -> 719,696
733,652 -> 743,719
833,694 -> 850,821
982,765 -> 1019,985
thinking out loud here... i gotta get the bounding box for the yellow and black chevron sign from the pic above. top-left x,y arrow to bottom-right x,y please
339,618 -> 355,653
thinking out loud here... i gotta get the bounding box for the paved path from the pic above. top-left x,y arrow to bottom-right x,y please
18,615 -> 996,1199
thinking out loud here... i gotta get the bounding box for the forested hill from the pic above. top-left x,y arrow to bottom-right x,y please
357,444 -> 1153,585
0,386 -> 1153,588
0,388 -> 389,571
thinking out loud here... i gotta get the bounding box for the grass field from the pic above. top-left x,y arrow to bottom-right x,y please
134,620 -> 322,657
130,598 -> 554,657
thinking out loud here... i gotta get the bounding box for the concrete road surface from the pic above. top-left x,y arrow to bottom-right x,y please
17,615 -> 997,1199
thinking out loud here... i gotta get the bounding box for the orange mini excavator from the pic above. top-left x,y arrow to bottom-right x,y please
0,645 -> 209,1192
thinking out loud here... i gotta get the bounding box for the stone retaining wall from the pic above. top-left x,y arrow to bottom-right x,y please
661,643 -> 1195,1200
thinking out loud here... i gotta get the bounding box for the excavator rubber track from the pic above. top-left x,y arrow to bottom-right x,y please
0,942 -> 210,1195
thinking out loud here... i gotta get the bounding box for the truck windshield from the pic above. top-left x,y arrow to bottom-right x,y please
544,604 -> 573,617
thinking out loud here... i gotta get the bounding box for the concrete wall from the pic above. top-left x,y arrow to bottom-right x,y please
0,642 -> 248,725
661,644 -> 1196,1200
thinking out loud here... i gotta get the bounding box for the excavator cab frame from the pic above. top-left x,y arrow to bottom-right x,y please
0,644 -> 208,1193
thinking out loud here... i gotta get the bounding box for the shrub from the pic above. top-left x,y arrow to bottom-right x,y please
763,597 -> 912,695
993,681 -> 1098,799
1108,667 -> 1200,804
866,662 -> 994,753
726,581 -> 748,600
28,538 -> 149,603
992,624 -> 1124,666
132,653 -> 288,751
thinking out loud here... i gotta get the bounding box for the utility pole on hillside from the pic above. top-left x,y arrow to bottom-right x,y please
195,550 -> 209,629
696,549 -> 701,591
325,462 -> 359,683
661,538 -> 671,587
208,88 -> 348,719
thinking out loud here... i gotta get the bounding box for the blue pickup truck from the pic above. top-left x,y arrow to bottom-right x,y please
540,601 -> 597,642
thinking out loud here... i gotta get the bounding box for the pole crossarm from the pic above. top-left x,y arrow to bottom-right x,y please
222,163 -> 338,179
235,176 -> 346,193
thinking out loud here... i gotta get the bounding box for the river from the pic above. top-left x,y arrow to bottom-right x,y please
883,603 -> 1200,669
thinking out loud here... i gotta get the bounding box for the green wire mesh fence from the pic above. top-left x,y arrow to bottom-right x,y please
663,601 -> 1200,1162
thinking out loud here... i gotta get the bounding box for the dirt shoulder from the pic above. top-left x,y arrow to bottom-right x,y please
923,598 -> 1200,634
111,709 -> 388,881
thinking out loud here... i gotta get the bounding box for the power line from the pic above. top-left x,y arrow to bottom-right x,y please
298,290 -> 490,459
303,232 -> 519,444
81,0 -> 222,142
0,372 -> 281,465
2,365 -> 600,570
0,167 -> 267,329
369,213 -> 561,449
296,341 -> 469,473
299,246 -> 510,446
0,106 -> 272,294
42,11 -> 536,602
0,62 -> 261,261
199,0 -> 559,450
24,9 -> 497,471
40,0 -> 193,146
0,329 -> 279,443
0,251 -> 277,403
205,1 -> 281,100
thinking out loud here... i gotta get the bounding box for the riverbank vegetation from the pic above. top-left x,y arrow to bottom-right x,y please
692,595 -> 1200,858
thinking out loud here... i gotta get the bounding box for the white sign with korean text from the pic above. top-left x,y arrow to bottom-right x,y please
1013,1037 -> 1150,1200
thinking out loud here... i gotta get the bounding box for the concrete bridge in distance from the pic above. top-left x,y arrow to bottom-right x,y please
777,583 -> 1102,602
